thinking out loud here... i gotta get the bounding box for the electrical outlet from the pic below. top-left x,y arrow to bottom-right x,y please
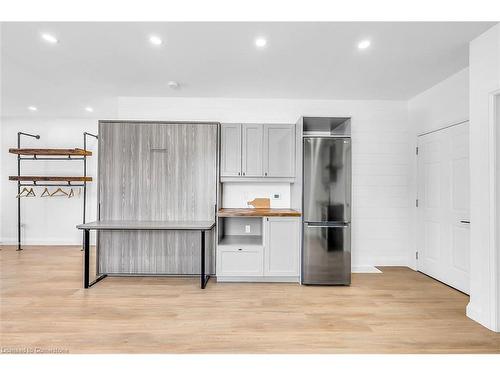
272,193 -> 281,200
245,225 -> 251,233
244,192 -> 251,206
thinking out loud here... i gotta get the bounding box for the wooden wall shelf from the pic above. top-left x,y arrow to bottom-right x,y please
9,148 -> 92,156
10,131 -> 98,251
9,176 -> 93,182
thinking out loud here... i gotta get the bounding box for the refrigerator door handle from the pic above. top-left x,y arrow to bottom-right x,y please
305,222 -> 350,228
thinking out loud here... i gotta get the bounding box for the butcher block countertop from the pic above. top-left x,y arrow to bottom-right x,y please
217,208 -> 301,217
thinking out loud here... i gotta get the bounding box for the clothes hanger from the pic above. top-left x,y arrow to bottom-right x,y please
50,187 -> 69,197
40,187 -> 51,197
16,187 -> 36,198
16,187 -> 30,198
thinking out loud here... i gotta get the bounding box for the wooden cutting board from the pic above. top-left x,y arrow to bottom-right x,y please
247,197 -> 271,208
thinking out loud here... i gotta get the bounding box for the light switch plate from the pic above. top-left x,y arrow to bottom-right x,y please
245,225 -> 251,233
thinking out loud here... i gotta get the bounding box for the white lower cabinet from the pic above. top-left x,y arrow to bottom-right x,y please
216,246 -> 263,276
264,217 -> 300,277
216,216 -> 300,282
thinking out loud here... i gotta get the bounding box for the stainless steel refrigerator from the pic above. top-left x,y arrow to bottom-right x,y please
302,137 -> 351,285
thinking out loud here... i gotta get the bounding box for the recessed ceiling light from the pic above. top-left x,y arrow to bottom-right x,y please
358,40 -> 371,50
41,33 -> 58,44
85,106 -> 94,113
149,35 -> 162,46
255,37 -> 267,48
28,106 -> 38,111
167,81 -> 180,89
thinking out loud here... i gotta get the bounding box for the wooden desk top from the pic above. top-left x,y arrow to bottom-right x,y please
217,208 -> 301,217
77,220 -> 215,230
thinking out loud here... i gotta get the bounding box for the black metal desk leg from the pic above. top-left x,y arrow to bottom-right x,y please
201,230 -> 205,288
200,230 -> 210,289
82,229 -> 107,289
84,229 -> 90,288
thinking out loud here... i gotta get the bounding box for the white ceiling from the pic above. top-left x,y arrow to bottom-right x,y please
1,22 -> 496,117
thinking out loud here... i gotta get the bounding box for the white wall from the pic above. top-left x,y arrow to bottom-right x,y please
0,23 -> 3,244
118,96 -> 411,268
407,68 -> 470,269
0,118 -> 100,245
468,24 -> 500,332
408,68 -> 469,135
496,93 -> 500,332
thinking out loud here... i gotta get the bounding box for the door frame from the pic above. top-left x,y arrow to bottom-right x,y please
415,120 -> 470,280
488,89 -> 500,331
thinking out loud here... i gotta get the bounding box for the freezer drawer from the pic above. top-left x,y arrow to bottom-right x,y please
302,223 -> 351,285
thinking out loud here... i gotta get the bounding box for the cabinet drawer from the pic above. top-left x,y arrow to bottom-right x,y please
216,246 -> 264,276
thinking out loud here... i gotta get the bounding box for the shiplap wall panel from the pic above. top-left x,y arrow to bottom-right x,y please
97,121 -> 218,274
350,125 -> 410,266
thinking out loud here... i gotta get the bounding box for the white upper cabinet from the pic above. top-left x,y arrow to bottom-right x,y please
263,124 -> 295,178
221,123 -> 295,180
242,124 -> 264,177
221,123 -> 242,176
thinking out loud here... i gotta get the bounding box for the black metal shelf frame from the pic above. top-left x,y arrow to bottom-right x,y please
15,131 -> 98,251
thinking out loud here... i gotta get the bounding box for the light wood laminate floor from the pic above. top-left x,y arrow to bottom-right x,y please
1,245 -> 499,353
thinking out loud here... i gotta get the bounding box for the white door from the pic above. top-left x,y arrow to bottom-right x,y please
417,122 -> 470,293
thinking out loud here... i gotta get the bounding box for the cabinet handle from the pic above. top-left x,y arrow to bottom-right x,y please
243,172 -> 245,176
238,248 -> 242,251
238,172 -> 241,176
264,172 -> 268,176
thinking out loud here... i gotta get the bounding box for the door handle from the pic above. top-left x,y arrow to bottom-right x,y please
460,220 -> 470,224
306,222 -> 349,228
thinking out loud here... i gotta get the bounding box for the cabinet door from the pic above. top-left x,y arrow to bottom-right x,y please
217,246 -> 264,276
263,124 -> 295,177
221,124 -> 242,176
242,124 -> 264,176
264,217 -> 300,276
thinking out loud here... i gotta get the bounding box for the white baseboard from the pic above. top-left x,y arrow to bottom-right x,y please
466,302 -> 484,326
216,276 -> 300,283
351,265 -> 382,273
0,238 -> 95,246
466,302 -> 499,332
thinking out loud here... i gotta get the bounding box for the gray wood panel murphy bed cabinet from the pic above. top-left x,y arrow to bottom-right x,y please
79,121 -> 219,288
